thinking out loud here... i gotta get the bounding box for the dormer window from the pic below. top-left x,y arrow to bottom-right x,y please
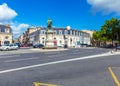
5,28 -> 9,33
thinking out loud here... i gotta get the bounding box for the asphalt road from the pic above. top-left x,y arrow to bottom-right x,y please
0,47 -> 119,86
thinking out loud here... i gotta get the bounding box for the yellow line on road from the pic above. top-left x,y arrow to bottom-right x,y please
108,67 -> 120,86
34,82 -> 58,86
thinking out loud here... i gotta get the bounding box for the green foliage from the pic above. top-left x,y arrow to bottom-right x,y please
93,18 -> 120,46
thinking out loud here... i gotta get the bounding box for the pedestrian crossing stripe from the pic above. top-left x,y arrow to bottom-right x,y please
34,82 -> 58,86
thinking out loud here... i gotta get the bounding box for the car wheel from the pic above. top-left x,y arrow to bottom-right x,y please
6,48 -> 9,51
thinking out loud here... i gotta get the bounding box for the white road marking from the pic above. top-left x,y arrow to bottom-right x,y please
44,52 -> 61,54
70,50 -> 93,54
0,52 -> 112,74
0,55 -> 20,58
48,54 -> 65,57
4,57 -> 39,62
48,51 -> 94,57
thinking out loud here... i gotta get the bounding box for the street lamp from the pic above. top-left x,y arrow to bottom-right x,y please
64,26 -> 71,48
67,26 -> 71,30
67,26 -> 71,47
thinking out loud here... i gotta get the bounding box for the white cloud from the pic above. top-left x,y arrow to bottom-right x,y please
11,23 -> 30,38
87,0 -> 120,15
0,3 -> 17,21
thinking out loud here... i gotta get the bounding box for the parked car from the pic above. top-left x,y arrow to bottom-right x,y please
57,44 -> 64,48
0,44 -> 19,51
117,45 -> 120,49
64,44 -> 68,48
15,43 -> 21,48
21,43 -> 28,47
81,44 -> 88,47
33,44 -> 44,48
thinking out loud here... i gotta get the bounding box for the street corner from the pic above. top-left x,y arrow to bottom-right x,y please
33,82 -> 58,86
108,67 -> 120,86
115,50 -> 120,55
109,50 -> 120,55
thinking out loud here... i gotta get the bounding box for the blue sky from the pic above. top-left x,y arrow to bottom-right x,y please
0,0 -> 120,38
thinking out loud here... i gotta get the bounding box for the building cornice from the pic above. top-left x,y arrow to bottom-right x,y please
0,32 -> 12,35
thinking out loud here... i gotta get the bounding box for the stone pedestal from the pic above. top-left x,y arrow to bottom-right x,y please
43,30 -> 57,49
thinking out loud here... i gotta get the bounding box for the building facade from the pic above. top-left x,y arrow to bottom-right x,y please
0,24 -> 12,45
82,30 -> 96,45
21,27 -> 39,45
29,27 -> 90,47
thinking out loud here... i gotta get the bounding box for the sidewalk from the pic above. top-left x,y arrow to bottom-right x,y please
109,50 -> 120,55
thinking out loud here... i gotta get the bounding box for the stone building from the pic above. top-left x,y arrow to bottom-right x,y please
0,24 -> 12,45
82,30 -> 96,45
29,27 -> 90,47
21,27 -> 39,45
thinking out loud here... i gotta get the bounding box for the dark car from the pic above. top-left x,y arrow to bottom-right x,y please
15,43 -> 21,48
64,44 -> 68,48
33,44 -> 44,48
117,45 -> 120,50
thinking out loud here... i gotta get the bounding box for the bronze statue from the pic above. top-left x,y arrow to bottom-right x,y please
47,19 -> 52,30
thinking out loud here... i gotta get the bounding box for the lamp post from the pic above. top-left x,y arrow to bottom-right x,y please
64,26 -> 70,48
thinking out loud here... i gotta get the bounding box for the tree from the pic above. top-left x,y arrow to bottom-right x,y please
92,18 -> 120,47
92,31 -> 101,46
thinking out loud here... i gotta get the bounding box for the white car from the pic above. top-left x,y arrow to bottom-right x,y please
0,44 -> 19,51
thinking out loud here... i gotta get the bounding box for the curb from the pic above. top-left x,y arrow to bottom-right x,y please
109,50 -> 120,55
29,48 -> 69,52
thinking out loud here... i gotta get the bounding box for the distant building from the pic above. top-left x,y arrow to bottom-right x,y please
81,30 -> 96,45
29,27 -> 90,47
14,35 -> 23,44
21,27 -> 39,45
0,24 -> 12,45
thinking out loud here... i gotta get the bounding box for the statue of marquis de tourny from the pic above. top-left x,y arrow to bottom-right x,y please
47,19 -> 52,30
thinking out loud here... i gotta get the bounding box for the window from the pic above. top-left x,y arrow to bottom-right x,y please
65,30 -> 68,34
68,30 -> 70,35
1,27 -> 5,32
70,38 -> 72,42
80,32 -> 83,36
59,30 -> 62,35
76,31 -> 78,36
70,30 -> 72,35
42,37 -> 44,40
41,30 -> 45,34
60,40 -> 62,44
62,30 -> 64,35
72,31 -> 75,35
54,37 -> 56,40
5,28 -> 9,33
57,30 -> 59,35
42,41 -> 44,43
72,31 -> 74,35
39,30 -> 41,34
54,30 -> 57,34
78,31 -> 80,36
